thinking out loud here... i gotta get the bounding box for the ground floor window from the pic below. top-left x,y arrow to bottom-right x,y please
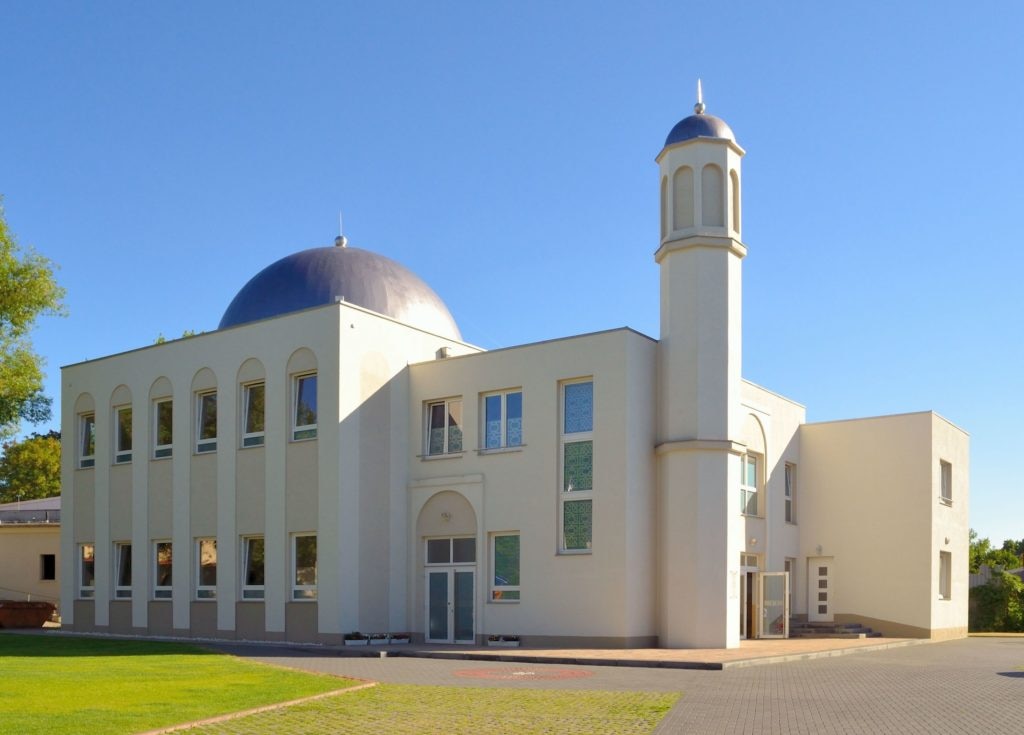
491,533 -> 520,601
242,536 -> 265,599
40,554 -> 56,581
196,539 -> 217,599
115,542 -> 132,598
292,534 -> 317,600
939,551 -> 952,600
79,544 -> 95,598
154,541 -> 172,599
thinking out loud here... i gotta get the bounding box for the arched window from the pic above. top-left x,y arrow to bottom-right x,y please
660,176 -> 668,239
672,166 -> 694,230
701,164 -> 724,227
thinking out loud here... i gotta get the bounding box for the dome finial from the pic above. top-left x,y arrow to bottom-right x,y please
694,78 -> 706,115
335,211 -> 348,248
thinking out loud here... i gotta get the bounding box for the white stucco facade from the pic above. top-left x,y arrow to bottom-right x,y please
60,102 -> 969,648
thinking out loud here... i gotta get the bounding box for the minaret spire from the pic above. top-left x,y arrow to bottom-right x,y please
694,78 -> 706,115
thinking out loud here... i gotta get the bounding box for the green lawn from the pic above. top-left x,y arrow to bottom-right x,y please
0,633 -> 357,735
189,684 -> 679,735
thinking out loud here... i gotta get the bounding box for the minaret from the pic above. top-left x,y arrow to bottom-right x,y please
655,83 -> 746,648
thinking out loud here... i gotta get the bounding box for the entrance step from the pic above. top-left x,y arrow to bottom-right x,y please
788,621 -> 883,639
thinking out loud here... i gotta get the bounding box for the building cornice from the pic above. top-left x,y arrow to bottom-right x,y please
655,439 -> 746,456
654,235 -> 747,263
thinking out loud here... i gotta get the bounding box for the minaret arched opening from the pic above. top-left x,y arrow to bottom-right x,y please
730,168 -> 741,235
660,176 -> 668,239
701,164 -> 724,227
672,166 -> 694,230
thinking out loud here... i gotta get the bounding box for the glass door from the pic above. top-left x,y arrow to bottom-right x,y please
759,572 -> 789,638
427,570 -> 450,642
425,569 -> 475,644
453,570 -> 475,643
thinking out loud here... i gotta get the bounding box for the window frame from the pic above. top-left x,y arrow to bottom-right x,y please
195,390 -> 217,454
940,460 -> 952,505
114,405 -> 132,464
292,373 -> 318,441
480,389 -> 523,451
939,550 -> 952,600
79,413 -> 96,469
153,399 -> 173,459
241,382 -> 265,448
740,453 -> 760,517
784,462 -> 796,523
291,533 -> 318,600
424,535 -> 477,566
490,532 -> 521,602
79,543 -> 95,598
153,540 -> 173,599
424,397 -> 464,457
241,535 -> 265,599
195,538 -> 217,599
114,542 -> 132,598
559,378 -> 594,554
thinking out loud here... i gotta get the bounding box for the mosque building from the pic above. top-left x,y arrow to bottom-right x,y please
60,93 -> 969,648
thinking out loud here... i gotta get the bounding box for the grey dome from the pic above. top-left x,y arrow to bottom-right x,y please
664,113 -> 735,147
219,244 -> 462,340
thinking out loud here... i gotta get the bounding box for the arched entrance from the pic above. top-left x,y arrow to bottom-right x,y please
416,491 -> 477,644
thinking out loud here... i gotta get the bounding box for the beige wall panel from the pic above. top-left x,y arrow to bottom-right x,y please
73,473 -> 95,542
190,601 -> 218,637
235,602 -> 266,640
109,465 -> 133,540
285,602 -> 317,642
148,459 -> 173,539
236,447 -> 266,534
0,526 -> 61,608
108,600 -> 132,632
190,453 -> 217,538
285,440 -> 318,533
147,601 -> 173,635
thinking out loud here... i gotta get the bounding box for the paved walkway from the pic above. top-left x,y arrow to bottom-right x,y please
213,637 -> 1024,734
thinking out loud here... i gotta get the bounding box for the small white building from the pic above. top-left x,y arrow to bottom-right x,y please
60,97 -> 969,648
0,497 -> 61,611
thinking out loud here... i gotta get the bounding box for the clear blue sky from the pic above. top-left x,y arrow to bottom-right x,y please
3,2 -> 1021,545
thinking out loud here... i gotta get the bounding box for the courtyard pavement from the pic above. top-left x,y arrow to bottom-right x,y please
211,637 -> 1024,734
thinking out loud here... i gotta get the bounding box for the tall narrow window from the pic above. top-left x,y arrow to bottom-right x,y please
114,542 -> 132,598
784,557 -> 796,616
740,454 -> 759,516
939,551 -> 952,600
560,380 -> 593,552
196,391 -> 217,453
426,398 -> 463,456
491,533 -> 521,601
482,390 -> 522,449
79,413 -> 96,468
154,541 -> 173,599
784,463 -> 796,523
940,460 -> 952,504
196,539 -> 217,599
115,406 -> 132,464
292,534 -> 317,600
241,536 -> 265,599
293,374 -> 317,440
79,544 -> 95,598
40,554 -> 56,581
242,383 -> 265,447
154,399 -> 173,458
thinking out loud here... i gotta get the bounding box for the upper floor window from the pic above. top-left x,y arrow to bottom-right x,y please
79,413 -> 95,468
740,454 -> 759,516
196,391 -> 217,453
114,406 -> 132,464
292,533 -> 317,600
426,398 -> 463,456
560,380 -> 593,552
242,382 -> 265,447
940,460 -> 952,505
292,374 -> 317,441
79,544 -> 95,598
196,538 -> 217,599
153,541 -> 173,599
114,542 -> 132,598
482,390 -> 522,450
153,399 -> 173,459
784,463 -> 796,523
241,536 -> 265,599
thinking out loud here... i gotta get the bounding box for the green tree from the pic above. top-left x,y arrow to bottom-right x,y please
970,571 -> 1024,632
0,200 -> 66,437
969,529 -> 1021,573
0,430 -> 61,503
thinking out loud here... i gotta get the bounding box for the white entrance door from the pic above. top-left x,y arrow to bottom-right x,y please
426,569 -> 475,644
808,558 -> 834,622
759,572 -> 789,638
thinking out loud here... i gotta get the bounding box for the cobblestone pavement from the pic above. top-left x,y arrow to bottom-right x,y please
212,637 -> 1024,734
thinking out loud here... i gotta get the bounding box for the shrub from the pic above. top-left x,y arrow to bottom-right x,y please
969,572 -> 1024,632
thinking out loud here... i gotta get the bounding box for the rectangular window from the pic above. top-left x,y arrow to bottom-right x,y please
940,460 -> 952,504
154,399 -> 173,459
491,533 -> 520,601
425,536 -> 476,565
784,463 -> 796,523
79,413 -> 95,468
740,454 -> 759,516
241,536 -> 265,599
196,538 -> 217,599
114,542 -> 132,598
292,534 -> 317,600
115,406 -> 132,464
242,383 -> 265,447
784,557 -> 795,615
293,374 -> 318,440
153,541 -> 172,599
939,551 -> 952,600
196,391 -> 217,453
40,554 -> 56,581
482,390 -> 523,449
425,398 -> 463,455
560,380 -> 593,552
79,544 -> 95,598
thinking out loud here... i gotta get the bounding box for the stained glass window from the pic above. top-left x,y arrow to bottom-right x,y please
563,441 -> 593,492
426,399 -> 462,455
562,500 -> 592,550
483,391 -> 523,449
563,382 -> 593,434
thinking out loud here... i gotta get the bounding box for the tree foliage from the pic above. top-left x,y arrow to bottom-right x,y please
0,200 -> 66,437
969,571 -> 1024,632
0,430 -> 61,503
969,529 -> 1021,574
